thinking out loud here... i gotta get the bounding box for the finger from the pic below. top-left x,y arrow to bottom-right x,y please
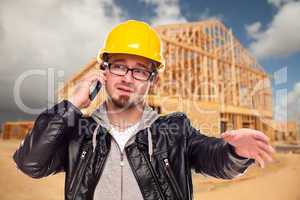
92,69 -> 107,76
221,134 -> 234,142
85,72 -> 103,79
254,153 -> 265,168
82,73 -> 96,82
270,145 -> 276,153
253,132 -> 269,143
257,147 -> 273,163
84,74 -> 103,85
257,141 -> 275,154
91,72 -> 107,82
96,73 -> 106,82
257,141 -> 275,155
221,131 -> 234,138
83,70 -> 104,78
99,73 -> 107,81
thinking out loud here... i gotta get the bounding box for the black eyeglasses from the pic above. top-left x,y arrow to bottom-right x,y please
101,62 -> 156,81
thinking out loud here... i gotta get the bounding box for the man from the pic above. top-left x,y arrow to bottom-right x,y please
13,20 -> 274,200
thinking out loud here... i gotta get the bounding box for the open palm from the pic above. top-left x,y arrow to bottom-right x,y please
221,129 -> 275,168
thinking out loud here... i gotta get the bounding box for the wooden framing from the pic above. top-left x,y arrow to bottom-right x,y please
53,20 -> 298,141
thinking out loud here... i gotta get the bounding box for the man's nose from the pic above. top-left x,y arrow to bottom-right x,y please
122,70 -> 134,82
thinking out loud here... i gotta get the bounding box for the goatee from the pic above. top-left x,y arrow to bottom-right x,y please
111,95 -> 135,109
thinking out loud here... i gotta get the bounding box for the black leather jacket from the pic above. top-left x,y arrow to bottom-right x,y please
13,100 -> 254,200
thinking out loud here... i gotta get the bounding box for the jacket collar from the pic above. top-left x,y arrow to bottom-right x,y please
91,101 -> 159,131
90,101 -> 160,158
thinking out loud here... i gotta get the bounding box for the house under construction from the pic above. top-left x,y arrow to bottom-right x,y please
27,19 -> 297,142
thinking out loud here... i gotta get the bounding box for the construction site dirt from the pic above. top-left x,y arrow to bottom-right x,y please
1,139 -> 300,200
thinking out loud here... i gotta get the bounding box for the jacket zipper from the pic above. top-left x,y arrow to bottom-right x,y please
163,158 -> 185,200
69,146 -> 89,192
120,152 -> 124,200
91,133 -> 127,200
110,131 -> 137,200
101,136 -> 126,200
72,148 -> 92,200
141,150 -> 166,200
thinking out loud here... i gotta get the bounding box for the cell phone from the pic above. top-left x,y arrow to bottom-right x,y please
88,62 -> 106,101
89,81 -> 102,100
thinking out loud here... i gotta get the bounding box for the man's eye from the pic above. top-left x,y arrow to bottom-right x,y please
134,69 -> 150,77
134,68 -> 143,73
134,68 -> 146,73
113,64 -> 126,70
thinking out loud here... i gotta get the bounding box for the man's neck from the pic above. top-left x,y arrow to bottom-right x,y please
106,100 -> 144,130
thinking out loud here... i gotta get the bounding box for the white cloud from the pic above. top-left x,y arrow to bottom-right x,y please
246,1 -> 300,58
140,0 -> 222,26
195,8 -> 224,21
140,0 -> 186,25
245,22 -> 262,39
0,0 -> 124,111
268,0 -> 299,7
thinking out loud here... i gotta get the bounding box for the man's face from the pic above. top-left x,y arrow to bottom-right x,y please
104,53 -> 157,108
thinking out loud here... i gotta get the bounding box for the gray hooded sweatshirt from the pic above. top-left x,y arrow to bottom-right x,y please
91,103 -> 159,200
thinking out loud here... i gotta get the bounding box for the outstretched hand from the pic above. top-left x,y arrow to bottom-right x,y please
221,129 -> 276,168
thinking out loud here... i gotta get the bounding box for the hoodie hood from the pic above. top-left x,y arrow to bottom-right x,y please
91,102 -> 160,160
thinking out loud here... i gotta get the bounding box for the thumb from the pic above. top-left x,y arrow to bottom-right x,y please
221,132 -> 235,143
221,131 -> 232,138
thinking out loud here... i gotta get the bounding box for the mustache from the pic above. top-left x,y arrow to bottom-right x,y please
115,82 -> 135,89
115,83 -> 135,92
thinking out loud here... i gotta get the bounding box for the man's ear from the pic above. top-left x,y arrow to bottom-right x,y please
150,75 -> 159,87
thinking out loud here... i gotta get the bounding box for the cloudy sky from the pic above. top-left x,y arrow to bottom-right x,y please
0,0 -> 300,127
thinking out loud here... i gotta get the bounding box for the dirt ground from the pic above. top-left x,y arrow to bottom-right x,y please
1,139 -> 300,200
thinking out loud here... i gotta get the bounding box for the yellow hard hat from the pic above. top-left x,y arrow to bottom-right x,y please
97,20 -> 165,71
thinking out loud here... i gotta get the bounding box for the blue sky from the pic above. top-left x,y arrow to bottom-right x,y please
0,0 -> 299,125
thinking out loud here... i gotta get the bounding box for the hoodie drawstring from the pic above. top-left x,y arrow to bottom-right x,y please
92,124 -> 101,153
147,127 -> 153,162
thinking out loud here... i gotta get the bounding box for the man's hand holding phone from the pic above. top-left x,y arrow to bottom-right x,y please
69,64 -> 106,109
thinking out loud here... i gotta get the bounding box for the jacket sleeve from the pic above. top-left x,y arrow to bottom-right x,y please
185,116 -> 254,179
12,100 -> 82,179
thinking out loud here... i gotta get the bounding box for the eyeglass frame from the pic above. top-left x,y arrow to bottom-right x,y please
100,61 -> 157,81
